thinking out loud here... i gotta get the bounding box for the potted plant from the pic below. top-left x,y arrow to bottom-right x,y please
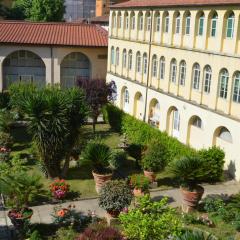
129,174 -> 150,197
49,179 -> 70,200
142,141 -> 167,182
0,171 -> 45,231
82,139 -> 113,193
99,180 -> 133,218
170,155 -> 205,212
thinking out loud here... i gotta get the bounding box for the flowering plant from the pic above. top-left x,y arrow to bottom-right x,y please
0,146 -> 11,162
49,179 -> 70,199
129,174 -> 150,192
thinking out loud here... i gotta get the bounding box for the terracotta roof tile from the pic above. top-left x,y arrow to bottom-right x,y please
112,0 -> 240,8
0,21 -> 108,47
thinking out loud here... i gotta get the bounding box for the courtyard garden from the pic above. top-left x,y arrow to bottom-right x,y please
0,83 -> 240,239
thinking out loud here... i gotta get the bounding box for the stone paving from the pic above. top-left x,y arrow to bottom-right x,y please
1,181 -> 240,239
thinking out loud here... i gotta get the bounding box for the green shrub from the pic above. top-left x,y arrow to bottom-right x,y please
54,227 -> 78,240
99,180 -> 133,213
0,131 -> 13,149
202,196 -> 225,213
119,195 -> 182,240
198,146 -> 225,182
29,230 -> 42,240
129,174 -> 150,192
176,230 -> 216,240
0,92 -> 10,109
142,140 -> 168,172
109,149 -> 126,170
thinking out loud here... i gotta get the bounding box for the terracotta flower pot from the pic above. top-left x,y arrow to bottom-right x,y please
8,208 -> 33,229
180,185 -> 204,212
133,188 -> 145,197
144,170 -> 156,182
92,171 -> 112,193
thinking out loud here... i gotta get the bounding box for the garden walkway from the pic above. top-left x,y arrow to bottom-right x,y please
0,181 -> 240,236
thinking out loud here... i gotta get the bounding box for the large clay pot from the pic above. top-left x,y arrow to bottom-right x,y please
133,188 -> 145,197
92,171 -> 112,193
144,170 -> 156,182
8,208 -> 33,229
181,185 -> 204,212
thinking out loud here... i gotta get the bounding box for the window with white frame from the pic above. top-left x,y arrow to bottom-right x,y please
116,48 -> 120,66
122,49 -> 127,68
226,12 -> 235,38
192,63 -> 201,90
111,47 -> 115,65
113,15 -> 116,28
198,13 -> 205,36
173,110 -> 180,132
131,15 -> 135,29
185,13 -> 191,35
139,14 -> 143,30
136,52 -> 141,73
219,69 -> 229,99
125,15 -> 129,29
175,13 -> 181,34
164,13 -> 169,33
179,61 -> 186,86
156,14 -> 161,32
211,13 -> 218,37
159,57 -> 165,80
170,59 -> 177,83
233,72 -> 240,103
118,15 -> 122,28
147,16 -> 151,31
203,65 -> 212,93
124,88 -> 129,106
143,54 -> 148,75
152,55 -> 158,77
128,51 -> 133,70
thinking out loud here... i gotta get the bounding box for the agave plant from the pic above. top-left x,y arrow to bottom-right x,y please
176,230 -> 216,240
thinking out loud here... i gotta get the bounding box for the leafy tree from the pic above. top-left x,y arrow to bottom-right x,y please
7,0 -> 32,20
9,84 -> 88,178
77,78 -> 115,133
0,0 -> 8,18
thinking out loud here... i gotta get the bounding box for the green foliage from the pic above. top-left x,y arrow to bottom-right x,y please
0,109 -> 14,133
202,196 -> 225,213
129,174 -> 150,192
127,143 -> 144,161
82,139 -> 112,173
99,180 -> 133,212
109,149 -> 126,170
142,140 -> 168,172
170,155 -> 204,189
29,230 -> 42,240
0,92 -> 10,109
119,195 -> 182,240
198,147 -> 225,182
54,227 -> 78,240
176,230 -> 216,240
0,131 -> 13,149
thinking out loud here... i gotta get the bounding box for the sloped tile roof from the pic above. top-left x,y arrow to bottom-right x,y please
0,21 -> 108,47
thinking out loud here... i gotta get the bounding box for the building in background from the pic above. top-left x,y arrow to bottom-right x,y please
64,0 -> 96,21
107,0 -> 240,179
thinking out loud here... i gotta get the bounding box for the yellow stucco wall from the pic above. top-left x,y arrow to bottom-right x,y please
107,5 -> 240,179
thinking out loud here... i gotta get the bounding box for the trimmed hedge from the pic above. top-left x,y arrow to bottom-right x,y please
103,104 -> 195,163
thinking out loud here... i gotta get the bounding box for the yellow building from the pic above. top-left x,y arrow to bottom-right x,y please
107,0 -> 240,179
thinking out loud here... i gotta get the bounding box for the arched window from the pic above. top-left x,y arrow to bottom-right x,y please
203,65 -> 212,93
192,116 -> 202,128
155,12 -> 161,32
233,72 -> 240,103
128,50 -> 133,70
226,12 -> 235,38
219,69 -> 229,99
218,127 -> 232,143
131,13 -> 136,30
198,13 -> 205,36
173,109 -> 180,132
164,12 -> 170,33
117,12 -> 122,28
159,57 -> 165,80
143,53 -> 148,75
152,55 -> 158,77
116,48 -> 120,66
124,12 -> 129,29
122,49 -> 127,68
175,13 -> 181,34
192,63 -> 201,90
179,60 -> 186,86
211,12 -> 218,37
124,88 -> 129,105
170,59 -> 177,83
112,13 -> 116,28
136,52 -> 141,73
185,12 -> 191,35
138,13 -> 144,30
111,47 -> 115,65
146,13 -> 151,31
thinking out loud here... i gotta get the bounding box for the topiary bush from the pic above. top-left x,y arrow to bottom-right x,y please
109,149 -> 126,170
99,180 -> 133,214
142,140 -> 168,172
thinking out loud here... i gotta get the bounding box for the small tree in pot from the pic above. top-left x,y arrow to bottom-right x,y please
142,141 -> 168,182
82,139 -> 112,193
99,180 -> 133,218
170,155 -> 205,212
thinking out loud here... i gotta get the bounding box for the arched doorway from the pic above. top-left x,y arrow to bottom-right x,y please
121,87 -> 130,113
133,92 -> 144,120
148,98 -> 160,128
167,106 -> 180,139
2,50 -> 46,89
60,52 -> 91,88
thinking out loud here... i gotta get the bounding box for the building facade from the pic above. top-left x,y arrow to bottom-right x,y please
0,21 -> 108,89
107,0 -> 240,179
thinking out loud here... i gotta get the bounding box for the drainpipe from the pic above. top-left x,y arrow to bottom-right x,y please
143,9 -> 154,122
51,46 -> 54,85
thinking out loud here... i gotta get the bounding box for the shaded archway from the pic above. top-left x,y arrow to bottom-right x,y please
133,92 -> 144,120
187,115 -> 203,149
213,126 -> 232,145
2,50 -> 46,89
167,106 -> 180,138
60,52 -> 91,88
148,98 -> 160,128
